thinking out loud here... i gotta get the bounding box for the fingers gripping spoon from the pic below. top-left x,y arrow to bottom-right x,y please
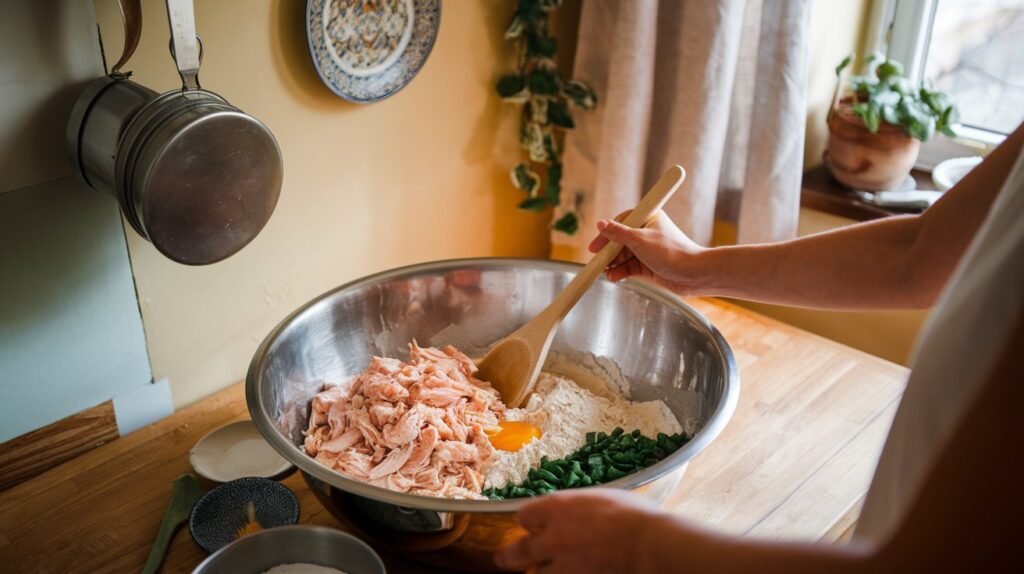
476,166 -> 686,407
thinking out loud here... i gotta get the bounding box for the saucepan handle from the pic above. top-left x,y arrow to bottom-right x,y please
109,0 -> 142,75
165,0 -> 202,90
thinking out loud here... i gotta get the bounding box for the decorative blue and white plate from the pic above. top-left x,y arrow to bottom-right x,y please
307,0 -> 441,103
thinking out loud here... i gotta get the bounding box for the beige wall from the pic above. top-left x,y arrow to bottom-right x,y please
95,0 -> 568,407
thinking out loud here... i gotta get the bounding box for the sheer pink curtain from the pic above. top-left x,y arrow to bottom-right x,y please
552,0 -> 811,260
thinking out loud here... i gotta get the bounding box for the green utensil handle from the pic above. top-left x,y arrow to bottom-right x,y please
142,474 -> 202,574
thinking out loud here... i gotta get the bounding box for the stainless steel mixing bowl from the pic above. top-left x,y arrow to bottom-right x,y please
191,525 -> 385,574
247,258 -> 739,571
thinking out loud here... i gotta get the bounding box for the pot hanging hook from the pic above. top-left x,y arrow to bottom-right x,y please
165,0 -> 202,90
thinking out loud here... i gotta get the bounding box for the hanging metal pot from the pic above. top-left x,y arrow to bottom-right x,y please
67,0 -> 282,265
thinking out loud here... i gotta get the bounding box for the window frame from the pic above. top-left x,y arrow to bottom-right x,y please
870,0 -> 1008,169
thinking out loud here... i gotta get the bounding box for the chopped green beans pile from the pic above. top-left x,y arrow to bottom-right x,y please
483,427 -> 689,500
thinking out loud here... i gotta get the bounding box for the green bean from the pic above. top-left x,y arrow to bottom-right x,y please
610,452 -> 638,464
605,466 -> 627,481
535,469 -> 560,483
542,462 -> 565,478
534,479 -> 555,490
487,429 -> 685,497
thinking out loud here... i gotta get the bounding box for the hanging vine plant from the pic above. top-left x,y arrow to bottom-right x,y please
497,0 -> 597,235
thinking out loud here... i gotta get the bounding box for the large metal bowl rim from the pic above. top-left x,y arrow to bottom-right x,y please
246,258 -> 739,513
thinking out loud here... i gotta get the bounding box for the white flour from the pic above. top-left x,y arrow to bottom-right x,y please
482,373 -> 681,489
262,564 -> 348,574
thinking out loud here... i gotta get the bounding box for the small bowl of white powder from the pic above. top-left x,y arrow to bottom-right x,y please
192,525 -> 385,574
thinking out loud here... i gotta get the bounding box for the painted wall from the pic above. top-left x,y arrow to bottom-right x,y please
0,2 -> 98,194
0,0 -> 152,442
93,0 -> 571,408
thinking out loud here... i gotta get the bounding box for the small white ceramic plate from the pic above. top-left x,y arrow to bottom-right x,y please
932,156 -> 983,191
189,420 -> 293,483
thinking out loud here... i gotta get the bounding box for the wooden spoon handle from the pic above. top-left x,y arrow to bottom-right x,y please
538,165 -> 686,327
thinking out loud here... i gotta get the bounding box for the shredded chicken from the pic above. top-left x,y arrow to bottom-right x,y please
304,343 -> 504,499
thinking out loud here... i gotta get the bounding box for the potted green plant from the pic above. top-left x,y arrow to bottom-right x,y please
825,54 -> 959,191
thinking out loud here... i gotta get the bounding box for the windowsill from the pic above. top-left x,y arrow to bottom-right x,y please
800,164 -> 937,222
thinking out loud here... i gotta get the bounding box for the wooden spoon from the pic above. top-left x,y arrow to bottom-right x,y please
477,165 -> 686,407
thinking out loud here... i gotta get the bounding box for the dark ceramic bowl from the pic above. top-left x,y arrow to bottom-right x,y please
189,477 -> 300,553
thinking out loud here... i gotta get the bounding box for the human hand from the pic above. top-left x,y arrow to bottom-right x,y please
588,210 -> 709,295
493,489 -> 671,573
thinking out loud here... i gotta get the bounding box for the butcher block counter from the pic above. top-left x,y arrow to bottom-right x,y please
0,298 -> 907,573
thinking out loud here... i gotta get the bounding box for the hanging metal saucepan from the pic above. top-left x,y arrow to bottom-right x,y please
67,0 -> 282,265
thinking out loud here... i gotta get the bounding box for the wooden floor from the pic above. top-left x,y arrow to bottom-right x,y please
0,298 -> 907,572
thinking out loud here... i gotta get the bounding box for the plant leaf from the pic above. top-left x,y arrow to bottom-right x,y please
881,104 -> 900,125
876,59 -> 904,82
511,164 -> 541,196
835,54 -> 853,77
891,77 -> 914,96
519,196 -> 550,211
942,105 -> 960,127
546,163 -> 562,204
907,114 -> 935,141
563,80 -> 597,110
527,35 -> 558,58
497,74 -> 527,100
539,0 -> 563,12
552,212 -> 579,235
865,102 -> 881,133
547,100 -> 574,128
504,16 -> 526,39
862,52 -> 884,75
528,70 -> 559,95
849,75 -> 879,96
543,133 -> 559,161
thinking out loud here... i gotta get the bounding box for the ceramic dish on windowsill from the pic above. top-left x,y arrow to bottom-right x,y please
932,156 -> 984,191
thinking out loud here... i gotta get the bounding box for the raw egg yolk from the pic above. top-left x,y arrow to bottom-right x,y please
487,421 -> 542,451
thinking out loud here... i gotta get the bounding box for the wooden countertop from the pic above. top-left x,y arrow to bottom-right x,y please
0,298 -> 907,573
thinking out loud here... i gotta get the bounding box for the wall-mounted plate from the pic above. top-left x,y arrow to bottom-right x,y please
306,0 -> 441,103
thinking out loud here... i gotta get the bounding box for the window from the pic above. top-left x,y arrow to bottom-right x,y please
873,0 -> 1024,168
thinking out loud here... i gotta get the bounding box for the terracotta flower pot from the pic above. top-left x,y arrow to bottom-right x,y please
825,101 -> 920,191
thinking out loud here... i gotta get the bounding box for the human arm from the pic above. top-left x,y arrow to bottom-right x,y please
590,123 -> 1024,310
495,309 -> 1024,572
